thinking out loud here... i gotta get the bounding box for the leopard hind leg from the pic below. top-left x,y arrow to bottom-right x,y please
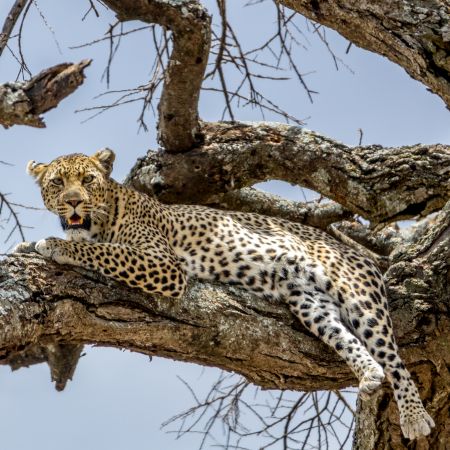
284,280 -> 385,398
339,287 -> 435,439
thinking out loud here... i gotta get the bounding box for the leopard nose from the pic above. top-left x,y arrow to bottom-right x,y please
66,199 -> 82,208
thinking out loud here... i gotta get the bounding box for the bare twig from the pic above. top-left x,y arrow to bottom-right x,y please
69,24 -> 151,49
15,0 -> 33,79
0,0 -> 29,58
75,25 -> 168,131
274,4 -> 317,103
31,0 -> 62,54
101,21 -> 121,87
82,0 -> 101,21
311,23 -> 354,73
0,191 -> 26,243
358,128 -> 363,146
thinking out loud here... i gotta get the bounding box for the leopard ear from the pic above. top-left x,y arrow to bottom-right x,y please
92,148 -> 115,176
26,160 -> 48,182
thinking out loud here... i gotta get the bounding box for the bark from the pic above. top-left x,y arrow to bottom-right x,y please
0,253 -> 355,392
127,121 -> 450,226
279,0 -> 450,108
0,59 -> 91,128
101,0 -> 211,152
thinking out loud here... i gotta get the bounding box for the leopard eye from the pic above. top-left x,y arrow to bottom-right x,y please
51,177 -> 63,186
83,175 -> 94,184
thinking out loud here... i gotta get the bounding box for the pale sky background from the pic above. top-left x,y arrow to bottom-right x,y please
0,1 -> 449,449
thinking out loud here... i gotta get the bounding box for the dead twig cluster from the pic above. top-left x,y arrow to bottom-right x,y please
162,372 -> 355,450
73,23 -> 170,131
74,0 -> 352,130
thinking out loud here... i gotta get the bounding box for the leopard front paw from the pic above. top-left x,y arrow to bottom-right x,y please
11,241 -> 37,254
35,238 -> 66,261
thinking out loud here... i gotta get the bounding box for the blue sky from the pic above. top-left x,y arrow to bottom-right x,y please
0,1 -> 448,449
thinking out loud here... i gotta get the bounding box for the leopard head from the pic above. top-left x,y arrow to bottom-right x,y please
27,149 -> 115,231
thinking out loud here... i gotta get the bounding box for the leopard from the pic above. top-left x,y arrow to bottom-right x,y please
21,149 -> 434,440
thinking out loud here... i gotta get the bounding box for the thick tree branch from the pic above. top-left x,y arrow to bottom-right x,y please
0,247 -> 446,389
279,0 -> 450,108
0,253 -> 355,392
127,121 -> 450,225
102,0 -> 211,152
331,221 -> 402,257
0,59 -> 91,128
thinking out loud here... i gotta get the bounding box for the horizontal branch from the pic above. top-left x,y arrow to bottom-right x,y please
127,121 -> 450,225
280,0 -> 450,108
0,253 -> 354,392
207,187 -> 353,230
0,59 -> 91,128
102,0 -> 211,152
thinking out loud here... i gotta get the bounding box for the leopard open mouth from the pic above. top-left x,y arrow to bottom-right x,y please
68,214 -> 83,226
60,214 -> 91,231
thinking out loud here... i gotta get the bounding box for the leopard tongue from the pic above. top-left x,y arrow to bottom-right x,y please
68,215 -> 83,225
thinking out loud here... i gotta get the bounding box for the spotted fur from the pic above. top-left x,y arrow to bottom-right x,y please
26,150 -> 434,440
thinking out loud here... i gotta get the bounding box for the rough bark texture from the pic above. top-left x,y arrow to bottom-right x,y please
351,202 -> 450,449
102,0 -> 211,152
280,0 -> 450,108
0,253 -> 354,392
0,59 -> 91,128
127,121 -> 450,225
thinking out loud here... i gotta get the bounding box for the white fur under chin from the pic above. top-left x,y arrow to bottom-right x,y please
66,229 -> 94,242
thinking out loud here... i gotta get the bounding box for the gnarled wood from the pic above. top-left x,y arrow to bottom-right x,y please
127,121 -> 450,225
280,0 -> 450,108
0,60 -> 91,129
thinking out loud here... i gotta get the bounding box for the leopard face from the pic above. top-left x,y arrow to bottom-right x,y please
27,149 -> 115,231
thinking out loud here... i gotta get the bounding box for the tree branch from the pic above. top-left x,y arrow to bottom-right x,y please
0,0 -> 28,58
127,121 -> 450,225
0,59 -> 91,128
0,253 -> 355,392
190,186 -> 351,229
102,0 -> 211,152
279,0 -> 450,108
